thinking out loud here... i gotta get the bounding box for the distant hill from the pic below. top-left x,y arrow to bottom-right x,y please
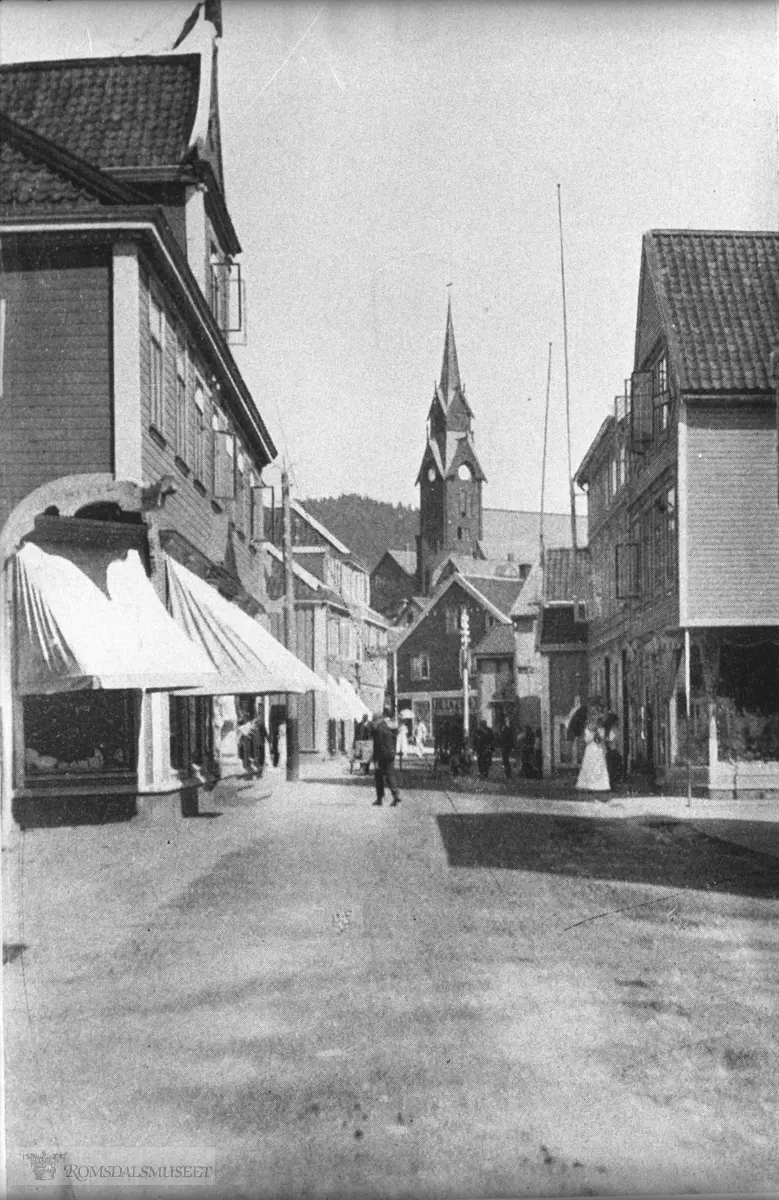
301,494 -> 418,571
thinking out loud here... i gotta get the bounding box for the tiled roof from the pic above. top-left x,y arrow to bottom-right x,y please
643,229 -> 779,392
0,136 -> 103,210
473,624 -> 515,657
0,55 -> 201,169
543,547 -> 590,603
0,112 -> 140,212
467,576 -> 525,618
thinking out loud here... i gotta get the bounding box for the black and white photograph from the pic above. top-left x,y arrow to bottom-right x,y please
1,1 -> 779,1196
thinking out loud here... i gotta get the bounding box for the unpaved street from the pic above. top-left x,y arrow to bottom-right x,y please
5,766 -> 779,1198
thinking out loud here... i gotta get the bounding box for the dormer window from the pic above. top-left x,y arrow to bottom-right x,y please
457,463 -> 472,481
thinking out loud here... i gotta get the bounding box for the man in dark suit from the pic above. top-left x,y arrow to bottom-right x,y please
371,710 -> 402,807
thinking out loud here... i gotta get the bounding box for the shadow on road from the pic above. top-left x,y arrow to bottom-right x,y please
436,812 -> 779,899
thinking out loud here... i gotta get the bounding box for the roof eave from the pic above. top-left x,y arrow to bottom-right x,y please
0,207 -> 276,465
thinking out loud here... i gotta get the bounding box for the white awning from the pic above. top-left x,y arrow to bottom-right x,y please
166,556 -> 325,696
338,677 -> 371,719
14,543 -> 218,694
326,674 -> 354,721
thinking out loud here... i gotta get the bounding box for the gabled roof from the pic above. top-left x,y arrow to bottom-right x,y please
445,431 -> 486,481
0,55 -> 201,170
462,576 -> 525,617
510,562 -> 543,619
265,543 -> 349,611
640,229 -> 779,393
573,416 -> 614,487
373,549 -> 417,578
0,110 -> 141,212
472,624 -> 515,657
395,572 -> 511,651
431,554 -> 525,590
543,547 -> 591,603
292,500 -> 353,558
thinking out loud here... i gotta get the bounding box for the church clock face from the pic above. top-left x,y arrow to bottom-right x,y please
427,468 -> 436,482
457,463 -> 472,481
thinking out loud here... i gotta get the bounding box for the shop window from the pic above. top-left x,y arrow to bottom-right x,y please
23,692 -> 136,782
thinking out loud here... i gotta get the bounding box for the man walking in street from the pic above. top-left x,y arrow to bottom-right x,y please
371,709 -> 402,807
499,721 -> 515,780
474,719 -> 495,780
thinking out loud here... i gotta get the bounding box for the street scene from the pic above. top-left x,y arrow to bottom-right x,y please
1,0 -> 779,1196
5,761 -> 779,1197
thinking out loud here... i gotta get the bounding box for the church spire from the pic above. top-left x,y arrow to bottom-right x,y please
439,297 -> 461,403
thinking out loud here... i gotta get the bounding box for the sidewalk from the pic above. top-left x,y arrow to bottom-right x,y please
323,751 -> 779,859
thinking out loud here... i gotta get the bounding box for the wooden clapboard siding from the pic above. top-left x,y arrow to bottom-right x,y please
684,400 -> 779,625
0,244 -> 112,528
634,262 -> 665,376
138,262 -> 266,604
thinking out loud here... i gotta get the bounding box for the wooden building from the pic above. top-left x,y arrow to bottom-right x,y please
0,23 -> 305,826
575,229 -> 779,795
266,500 -> 388,752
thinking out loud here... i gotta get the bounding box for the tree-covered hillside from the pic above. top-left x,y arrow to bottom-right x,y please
301,494 -> 418,571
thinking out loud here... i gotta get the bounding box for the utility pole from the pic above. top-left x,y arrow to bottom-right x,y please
460,606 -> 471,743
281,463 -> 300,781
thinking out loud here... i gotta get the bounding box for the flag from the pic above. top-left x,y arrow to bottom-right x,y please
172,1 -> 202,49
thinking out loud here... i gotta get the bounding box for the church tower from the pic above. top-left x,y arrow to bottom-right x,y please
416,300 -> 486,594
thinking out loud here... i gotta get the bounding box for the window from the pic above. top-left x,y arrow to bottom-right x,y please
212,408 -> 236,501
234,450 -> 246,534
249,471 -> 264,541
457,526 -> 463,540
175,334 -> 188,460
149,293 -> 165,433
193,379 -> 207,483
615,542 -> 639,599
665,486 -> 677,584
618,440 -> 627,489
653,353 -> 670,434
630,370 -> 653,449
445,606 -> 459,635
411,653 -> 430,681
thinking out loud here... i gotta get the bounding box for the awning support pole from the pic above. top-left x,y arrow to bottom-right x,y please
685,628 -> 691,809
282,464 -> 300,781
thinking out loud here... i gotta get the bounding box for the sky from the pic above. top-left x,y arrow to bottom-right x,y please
1,0 -> 777,516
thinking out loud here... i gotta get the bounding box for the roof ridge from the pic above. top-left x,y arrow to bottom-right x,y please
0,53 -> 200,73
648,227 -> 779,239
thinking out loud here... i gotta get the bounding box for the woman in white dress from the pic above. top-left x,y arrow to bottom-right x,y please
576,718 -> 611,795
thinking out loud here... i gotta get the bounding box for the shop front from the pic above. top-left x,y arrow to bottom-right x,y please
7,510 -> 217,828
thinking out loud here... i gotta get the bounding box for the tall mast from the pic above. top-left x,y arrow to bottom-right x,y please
539,342 -> 553,567
557,183 -> 578,602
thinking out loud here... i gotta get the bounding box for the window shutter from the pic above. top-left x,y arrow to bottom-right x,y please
212,429 -> 236,500
630,371 -> 653,448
